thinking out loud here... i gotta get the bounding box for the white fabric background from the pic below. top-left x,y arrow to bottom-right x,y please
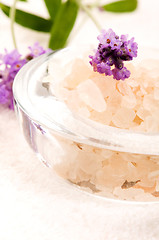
1,1 -> 159,239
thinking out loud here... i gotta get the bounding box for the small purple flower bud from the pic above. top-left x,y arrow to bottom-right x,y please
96,62 -> 112,76
112,67 -> 130,81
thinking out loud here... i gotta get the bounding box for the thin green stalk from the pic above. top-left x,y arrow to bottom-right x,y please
77,0 -> 102,31
10,0 -> 18,49
86,0 -> 102,8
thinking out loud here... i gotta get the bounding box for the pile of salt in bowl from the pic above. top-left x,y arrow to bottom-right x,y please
45,30 -> 159,201
50,56 -> 159,133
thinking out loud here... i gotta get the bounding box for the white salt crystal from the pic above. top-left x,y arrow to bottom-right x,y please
95,166 -> 124,188
131,122 -> 146,132
136,86 -> 147,97
134,192 -> 157,201
78,151 -> 101,175
121,152 -> 143,164
51,86 -> 70,100
127,162 -> 137,174
154,87 -> 159,100
117,80 -> 133,96
100,149 -> 114,159
92,75 -> 116,98
113,187 -> 145,200
156,181 -> 159,192
145,116 -> 159,132
154,80 -> 159,88
139,179 -> 155,188
65,59 -> 92,88
112,107 -> 136,128
127,79 -> 139,88
142,80 -> 149,89
78,107 -> 91,118
148,170 -> 159,179
150,155 -> 159,165
143,94 -> 159,111
77,169 -> 92,182
66,89 -> 83,111
136,107 -> 150,120
121,94 -> 137,109
95,188 -> 115,199
77,79 -> 107,112
107,91 -> 122,113
90,110 -> 112,125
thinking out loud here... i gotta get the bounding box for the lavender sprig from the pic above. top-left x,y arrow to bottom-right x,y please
89,29 -> 138,80
0,42 -> 50,110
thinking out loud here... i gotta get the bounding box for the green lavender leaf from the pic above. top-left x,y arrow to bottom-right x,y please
49,0 -> 79,50
44,0 -> 61,21
102,0 -> 137,13
0,3 -> 52,32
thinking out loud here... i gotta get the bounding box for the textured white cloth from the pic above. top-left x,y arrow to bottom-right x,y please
1,1 -> 159,239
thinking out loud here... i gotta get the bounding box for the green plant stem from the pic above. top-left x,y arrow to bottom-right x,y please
86,0 -> 102,8
77,0 -> 101,31
10,0 -> 18,49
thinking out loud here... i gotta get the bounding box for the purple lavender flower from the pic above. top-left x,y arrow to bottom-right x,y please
126,37 -> 138,58
27,42 -> 50,58
89,29 -> 138,80
0,84 -> 10,104
0,49 -> 26,109
112,67 -> 130,81
0,43 -> 50,110
96,62 -> 112,76
97,29 -> 121,50
2,49 -> 22,65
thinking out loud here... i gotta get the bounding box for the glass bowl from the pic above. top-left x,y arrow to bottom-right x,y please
13,46 -> 159,202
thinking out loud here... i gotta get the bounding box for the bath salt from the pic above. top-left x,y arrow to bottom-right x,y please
50,133 -> 159,201
47,53 -> 159,133
42,51 -> 159,201
41,30 -> 159,201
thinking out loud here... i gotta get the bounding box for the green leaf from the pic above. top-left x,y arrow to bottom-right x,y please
0,3 -> 53,32
19,0 -> 28,2
44,0 -> 61,21
49,0 -> 79,50
102,0 -> 137,13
